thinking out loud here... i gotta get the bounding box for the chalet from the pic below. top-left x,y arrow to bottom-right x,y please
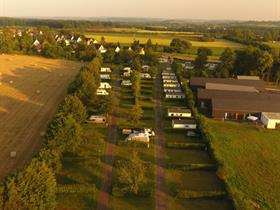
162,72 -> 176,76
142,65 -> 150,72
100,74 -> 111,80
172,119 -> 197,129
123,71 -> 131,77
164,87 -> 182,93
141,73 -> 152,79
261,112 -> 280,129
99,45 -> 107,54
123,67 -> 132,71
163,83 -> 181,88
100,67 -> 112,73
163,79 -> 179,84
121,80 -> 132,86
168,108 -> 192,118
162,75 -> 177,80
99,82 -> 111,89
165,92 -> 185,99
96,89 -> 109,96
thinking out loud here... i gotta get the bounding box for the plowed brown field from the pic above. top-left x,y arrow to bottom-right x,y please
0,54 -> 81,179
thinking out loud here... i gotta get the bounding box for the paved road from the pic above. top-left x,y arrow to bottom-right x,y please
155,72 -> 169,210
96,69 -> 119,210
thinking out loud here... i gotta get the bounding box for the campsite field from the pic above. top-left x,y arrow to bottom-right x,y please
0,54 -> 81,179
207,119 -> 280,210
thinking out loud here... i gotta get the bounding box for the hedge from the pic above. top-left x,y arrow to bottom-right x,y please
112,186 -> 152,198
167,163 -> 216,171
57,184 -> 96,194
166,142 -> 206,150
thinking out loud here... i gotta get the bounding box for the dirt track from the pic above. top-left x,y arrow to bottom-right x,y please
155,72 -> 168,210
0,54 -> 81,179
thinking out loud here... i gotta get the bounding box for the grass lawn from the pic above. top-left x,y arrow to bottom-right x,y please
207,119 -> 280,210
56,124 -> 108,209
168,198 -> 233,210
109,74 -> 156,209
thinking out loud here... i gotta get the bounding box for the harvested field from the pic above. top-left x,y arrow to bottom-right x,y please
0,54 -> 81,179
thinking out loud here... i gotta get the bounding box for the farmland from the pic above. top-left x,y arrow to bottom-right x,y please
0,54 -> 81,179
207,119 -> 280,210
86,32 -> 244,57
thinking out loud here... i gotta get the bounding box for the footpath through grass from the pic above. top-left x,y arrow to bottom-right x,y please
208,119 -> 280,210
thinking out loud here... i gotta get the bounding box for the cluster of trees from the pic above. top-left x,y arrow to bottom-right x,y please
215,47 -> 278,81
0,30 -> 101,61
165,38 -> 192,53
0,93 -> 86,209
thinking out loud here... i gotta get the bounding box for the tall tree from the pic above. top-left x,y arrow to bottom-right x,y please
216,48 -> 235,78
117,152 -> 146,195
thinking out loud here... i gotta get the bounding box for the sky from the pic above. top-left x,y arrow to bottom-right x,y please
0,0 -> 279,21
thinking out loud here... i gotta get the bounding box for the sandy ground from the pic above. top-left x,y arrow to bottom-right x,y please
0,54 -> 81,179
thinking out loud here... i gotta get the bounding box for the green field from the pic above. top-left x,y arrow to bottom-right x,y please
86,32 -> 244,57
207,119 -> 280,210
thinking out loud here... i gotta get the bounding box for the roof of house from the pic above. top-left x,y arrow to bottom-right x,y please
172,119 -> 196,124
197,89 -> 280,101
205,82 -> 258,93
168,108 -> 191,114
190,77 -> 265,90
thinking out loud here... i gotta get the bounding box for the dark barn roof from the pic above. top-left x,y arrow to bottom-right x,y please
212,98 -> 280,114
190,77 -> 265,90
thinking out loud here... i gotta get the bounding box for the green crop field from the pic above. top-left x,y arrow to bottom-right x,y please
86,32 -> 244,54
207,119 -> 280,210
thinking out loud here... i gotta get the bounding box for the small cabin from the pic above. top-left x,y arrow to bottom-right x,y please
99,82 -> 111,89
121,80 -> 132,86
168,108 -> 192,118
163,79 -> 179,84
141,73 -> 152,79
163,83 -> 181,88
100,74 -> 111,80
163,87 -> 182,93
96,89 -> 109,96
172,119 -> 197,129
100,67 -> 112,73
165,92 -> 185,99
